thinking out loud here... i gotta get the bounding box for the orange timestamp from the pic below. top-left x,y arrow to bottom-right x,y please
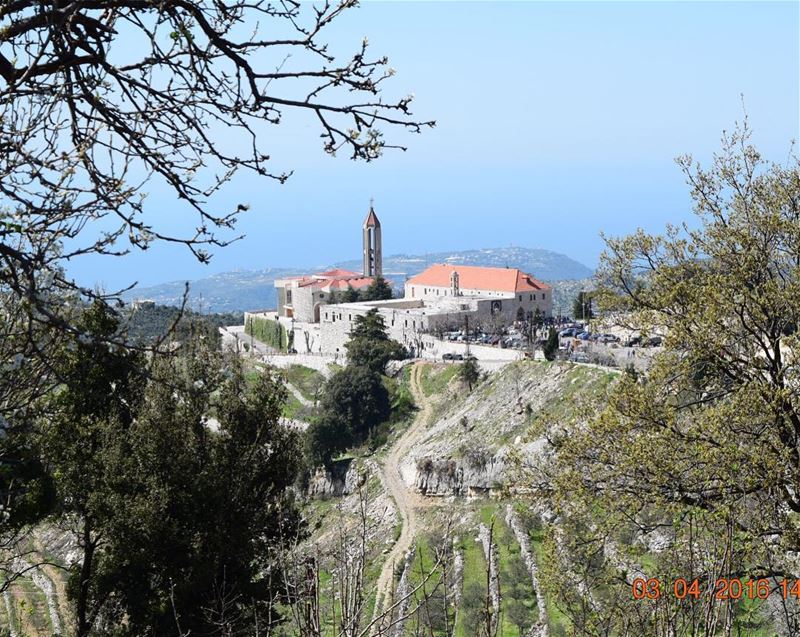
632,577 -> 800,601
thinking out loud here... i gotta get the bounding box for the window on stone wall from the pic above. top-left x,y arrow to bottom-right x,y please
542,293 -> 546,299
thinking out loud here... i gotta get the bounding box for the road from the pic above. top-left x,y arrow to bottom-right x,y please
372,362 -> 434,619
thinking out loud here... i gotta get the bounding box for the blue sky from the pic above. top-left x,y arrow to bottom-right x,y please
70,1 -> 800,291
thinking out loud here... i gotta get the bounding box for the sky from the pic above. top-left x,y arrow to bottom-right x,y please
68,1 -> 800,291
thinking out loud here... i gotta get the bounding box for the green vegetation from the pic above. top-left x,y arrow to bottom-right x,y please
572,290 -> 594,320
542,327 -> 558,361
345,309 -> 406,374
477,506 -> 538,637
458,358 -> 480,391
362,276 -> 394,301
125,303 -> 243,345
8,302 -> 303,637
283,364 -> 325,402
245,315 -> 288,351
536,125 -> 798,634
419,364 -> 460,397
306,366 -> 391,465
306,310 -> 407,466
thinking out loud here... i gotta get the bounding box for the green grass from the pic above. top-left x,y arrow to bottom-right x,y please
282,391 -> 306,419
6,577 -> 53,636
477,505 -> 539,637
528,527 -> 570,634
455,528 -> 489,637
526,363 -> 616,435
419,364 -> 461,397
283,364 -> 325,402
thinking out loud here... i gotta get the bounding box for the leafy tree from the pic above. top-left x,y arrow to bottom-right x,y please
322,367 -> 391,440
362,276 -> 394,301
572,291 -> 594,320
36,302 -> 145,635
346,309 -> 406,373
536,124 -> 800,633
342,285 -> 362,303
38,303 -> 302,635
506,599 -> 531,637
542,327 -> 559,361
306,415 -> 353,466
458,358 -> 480,391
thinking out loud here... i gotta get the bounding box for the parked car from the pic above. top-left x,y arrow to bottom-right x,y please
453,353 -> 464,361
596,334 -> 620,344
570,353 -> 590,363
625,336 -> 641,347
442,353 -> 456,360
645,335 -> 663,347
577,331 -> 592,340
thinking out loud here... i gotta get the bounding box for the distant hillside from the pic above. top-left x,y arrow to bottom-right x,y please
335,246 -> 593,282
121,247 -> 594,314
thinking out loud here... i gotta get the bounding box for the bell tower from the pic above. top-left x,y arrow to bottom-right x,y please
362,201 -> 382,278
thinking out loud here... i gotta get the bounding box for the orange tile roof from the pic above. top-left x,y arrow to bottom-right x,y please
298,276 -> 384,291
407,264 -> 550,294
315,268 -> 361,279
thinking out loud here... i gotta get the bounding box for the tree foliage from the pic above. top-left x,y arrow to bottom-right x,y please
572,291 -> 594,320
458,357 -> 480,391
534,123 -> 800,634
542,328 -> 559,361
346,309 -> 406,373
33,303 -> 302,635
307,366 -> 390,465
362,276 -> 394,301
343,285 -> 362,303
245,315 -> 287,351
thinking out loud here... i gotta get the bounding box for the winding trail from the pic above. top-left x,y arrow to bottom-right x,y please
373,362 -> 435,618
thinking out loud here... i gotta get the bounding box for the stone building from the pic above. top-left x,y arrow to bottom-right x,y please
273,205 -> 385,323
274,268 -> 375,323
317,264 -> 552,356
405,263 -> 552,321
269,203 -> 553,360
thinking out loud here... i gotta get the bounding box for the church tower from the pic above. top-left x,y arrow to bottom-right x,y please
362,202 -> 382,278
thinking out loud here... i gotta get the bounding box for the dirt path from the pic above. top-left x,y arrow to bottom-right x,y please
372,362 -> 435,618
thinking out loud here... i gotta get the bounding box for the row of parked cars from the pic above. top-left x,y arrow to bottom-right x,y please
559,325 -> 663,347
443,330 -> 526,349
559,326 -> 619,343
442,353 -> 478,361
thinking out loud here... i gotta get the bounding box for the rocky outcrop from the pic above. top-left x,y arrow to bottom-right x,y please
414,457 -> 500,497
410,441 -> 544,497
307,459 -> 361,498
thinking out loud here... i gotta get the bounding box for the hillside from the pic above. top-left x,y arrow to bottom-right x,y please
299,360 -> 619,637
120,247 -> 593,314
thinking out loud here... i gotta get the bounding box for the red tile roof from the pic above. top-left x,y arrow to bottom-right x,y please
407,264 -> 550,294
315,268 -> 361,279
297,276 -> 384,291
363,206 -> 380,228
